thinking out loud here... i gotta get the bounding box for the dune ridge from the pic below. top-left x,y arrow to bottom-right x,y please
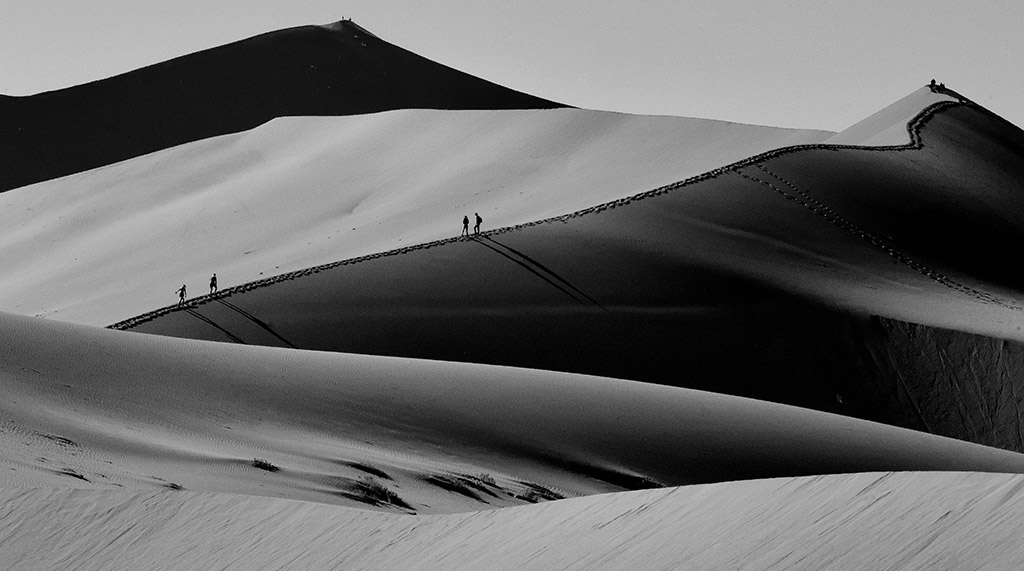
0,108 -> 832,325
109,93 -> 971,331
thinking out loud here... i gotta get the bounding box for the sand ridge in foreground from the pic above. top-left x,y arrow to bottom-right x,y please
2,472 -> 1023,569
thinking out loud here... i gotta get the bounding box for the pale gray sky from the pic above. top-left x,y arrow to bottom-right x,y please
1,0 -> 1021,131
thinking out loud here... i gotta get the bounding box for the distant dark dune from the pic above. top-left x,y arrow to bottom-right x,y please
120,101 -> 1024,453
0,20 -> 565,192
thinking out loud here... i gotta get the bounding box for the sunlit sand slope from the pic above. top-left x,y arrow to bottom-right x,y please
0,109 -> 830,325
2,472 -> 1022,569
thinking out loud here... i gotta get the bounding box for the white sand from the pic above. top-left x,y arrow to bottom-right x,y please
0,109 -> 831,325
2,471 -> 1023,569
825,86 -> 955,145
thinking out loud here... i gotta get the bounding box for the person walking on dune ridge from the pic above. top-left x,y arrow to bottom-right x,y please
209,273 -> 218,294
474,212 -> 482,235
176,284 -> 187,305
461,215 -> 470,237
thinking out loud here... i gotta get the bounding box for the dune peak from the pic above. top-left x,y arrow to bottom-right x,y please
319,18 -> 379,39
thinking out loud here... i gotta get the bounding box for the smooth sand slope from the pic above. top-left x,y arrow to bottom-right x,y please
0,20 -> 564,192
2,472 -> 1024,569
0,109 -> 831,325
6,310 -> 1024,511
118,89 -> 1024,452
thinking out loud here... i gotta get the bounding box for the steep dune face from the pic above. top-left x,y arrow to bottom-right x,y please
120,97 -> 1024,451
858,316 -> 1024,451
0,20 -> 564,192
765,103 -> 1024,297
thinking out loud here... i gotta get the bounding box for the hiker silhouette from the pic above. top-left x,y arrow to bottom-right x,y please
176,284 -> 187,305
461,215 -> 470,237
474,213 -> 482,235
209,273 -> 218,294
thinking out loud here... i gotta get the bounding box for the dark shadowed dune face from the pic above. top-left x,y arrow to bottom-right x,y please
0,20 -> 565,192
763,106 -> 1024,294
121,100 -> 1024,453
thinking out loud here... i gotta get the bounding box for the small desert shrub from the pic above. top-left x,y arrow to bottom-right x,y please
252,458 -> 280,472
473,473 -> 497,487
357,476 -> 398,503
343,461 -> 392,480
515,482 -> 564,503
459,474 -> 501,498
423,474 -> 483,502
351,476 -> 414,511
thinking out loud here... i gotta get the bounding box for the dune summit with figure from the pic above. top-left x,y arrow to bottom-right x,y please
2,18 -> 1024,569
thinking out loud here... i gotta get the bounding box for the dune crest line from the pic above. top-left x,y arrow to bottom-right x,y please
109,97 -> 990,331
735,163 -> 1017,311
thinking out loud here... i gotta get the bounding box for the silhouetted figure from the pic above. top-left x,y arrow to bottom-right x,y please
461,215 -> 470,237
474,213 -> 482,235
176,284 -> 187,305
939,82 -> 945,91
209,273 -> 218,294
929,79 -> 937,92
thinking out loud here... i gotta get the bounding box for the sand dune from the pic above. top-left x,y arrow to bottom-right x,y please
3,310 -> 1024,512
0,109 -> 831,325
115,90 -> 1024,452
11,305 -> 1024,562
2,471 -> 1023,569
0,20 -> 564,192
2,19 -> 1024,569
